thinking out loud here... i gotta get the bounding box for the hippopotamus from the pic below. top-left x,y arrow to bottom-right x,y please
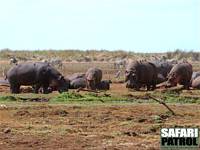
96,80 -> 112,90
85,67 -> 102,90
70,77 -> 87,89
151,60 -> 173,84
125,60 -> 157,91
157,73 -> 166,84
6,62 -> 69,93
166,62 -> 193,89
45,78 -> 70,93
191,71 -> 200,81
67,73 -> 85,81
191,76 -> 200,89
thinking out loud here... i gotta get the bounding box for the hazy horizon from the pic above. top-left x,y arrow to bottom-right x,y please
1,48 -> 199,53
0,0 -> 199,52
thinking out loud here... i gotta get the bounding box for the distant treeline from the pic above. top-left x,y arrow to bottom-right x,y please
0,48 -> 199,61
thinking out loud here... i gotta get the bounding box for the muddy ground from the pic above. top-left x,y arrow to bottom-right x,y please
1,103 -> 200,150
1,83 -> 200,150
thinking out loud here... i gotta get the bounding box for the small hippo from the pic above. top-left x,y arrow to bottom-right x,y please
96,80 -> 112,90
85,67 -> 102,90
70,77 -> 87,89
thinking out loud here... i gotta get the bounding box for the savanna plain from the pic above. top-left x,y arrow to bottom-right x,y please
0,50 -> 200,150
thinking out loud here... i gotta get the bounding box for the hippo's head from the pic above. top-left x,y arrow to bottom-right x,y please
57,76 -> 70,93
86,73 -> 96,90
166,73 -> 179,87
125,70 -> 131,82
50,75 -> 70,93
125,71 -> 140,90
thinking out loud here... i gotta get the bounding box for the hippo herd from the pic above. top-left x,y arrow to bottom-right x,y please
1,60 -> 200,94
3,62 -> 111,94
125,60 -> 195,91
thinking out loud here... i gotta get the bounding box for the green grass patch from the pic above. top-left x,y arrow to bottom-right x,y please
1,91 -> 200,105
0,95 -> 18,102
162,93 -> 200,104
51,92 -> 129,103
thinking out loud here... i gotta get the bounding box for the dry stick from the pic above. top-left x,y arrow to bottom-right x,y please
76,87 -> 100,93
148,95 -> 176,116
166,85 -> 184,93
156,81 -> 167,88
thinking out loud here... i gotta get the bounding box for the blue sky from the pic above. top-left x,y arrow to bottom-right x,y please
0,0 -> 199,52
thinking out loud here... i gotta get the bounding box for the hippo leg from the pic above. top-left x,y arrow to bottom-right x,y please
33,84 -> 41,93
184,82 -> 190,90
151,82 -> 156,91
147,84 -> 151,91
42,84 -> 50,94
10,84 -> 20,94
135,84 -> 140,91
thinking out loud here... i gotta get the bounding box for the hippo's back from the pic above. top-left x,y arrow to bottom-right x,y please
168,62 -> 192,78
7,62 -> 49,85
68,73 -> 85,81
70,78 -> 86,89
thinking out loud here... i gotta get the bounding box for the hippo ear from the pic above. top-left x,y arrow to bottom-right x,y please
58,75 -> 64,80
86,74 -> 93,81
125,71 -> 130,76
42,67 -> 49,75
132,73 -> 137,80
132,73 -> 136,77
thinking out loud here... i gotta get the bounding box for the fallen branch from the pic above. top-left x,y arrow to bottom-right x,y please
76,88 -> 101,93
166,85 -> 184,93
156,81 -> 167,88
148,95 -> 176,116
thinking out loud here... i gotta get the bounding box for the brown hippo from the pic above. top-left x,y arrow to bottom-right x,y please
85,67 -> 102,90
191,76 -> 200,89
125,60 -> 157,91
166,62 -> 193,89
